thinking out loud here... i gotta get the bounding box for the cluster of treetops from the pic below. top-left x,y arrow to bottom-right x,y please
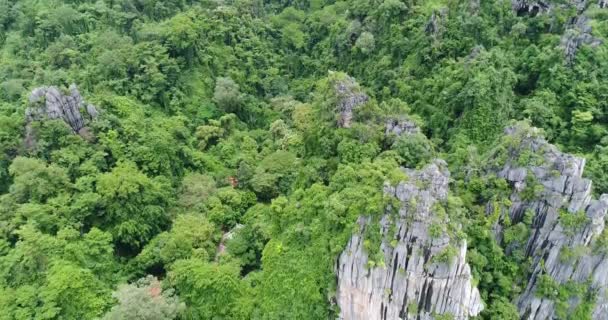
0,0 -> 607,318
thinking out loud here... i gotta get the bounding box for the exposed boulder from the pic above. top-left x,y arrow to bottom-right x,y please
216,224 -> 244,259
385,117 -> 420,138
425,8 -> 448,38
336,160 -> 483,320
25,84 -> 98,147
26,84 -> 98,132
486,123 -> 608,319
561,15 -> 603,64
332,74 -> 369,128
511,0 -> 588,15
511,0 -> 551,16
511,0 -> 606,62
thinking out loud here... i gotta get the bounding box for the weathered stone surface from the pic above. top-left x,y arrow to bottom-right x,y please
425,8 -> 448,37
511,0 -> 588,15
26,84 -> 97,132
385,117 -> 420,138
25,84 -> 98,147
511,0 -> 551,16
336,160 -> 483,320
487,124 -> 608,319
511,0 -> 606,62
333,75 -> 368,128
561,15 -> 603,64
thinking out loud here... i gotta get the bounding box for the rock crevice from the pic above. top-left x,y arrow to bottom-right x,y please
336,160 -> 483,320
25,84 -> 98,147
487,124 -> 608,319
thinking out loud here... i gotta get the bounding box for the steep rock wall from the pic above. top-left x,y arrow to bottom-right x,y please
336,160 -> 483,320
487,124 -> 608,319
25,84 -> 98,147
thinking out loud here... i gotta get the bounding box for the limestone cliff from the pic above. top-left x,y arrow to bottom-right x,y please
336,160 -> 483,320
385,118 -> 420,138
26,84 -> 98,132
25,84 -> 98,147
331,73 -> 368,128
486,124 -> 608,319
511,0 -> 605,62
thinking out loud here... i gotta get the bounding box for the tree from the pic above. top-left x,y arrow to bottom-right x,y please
250,151 -> 299,200
354,32 -> 375,54
102,276 -> 184,320
161,10 -> 200,65
8,157 -> 70,204
178,173 -> 217,211
95,161 -> 171,252
167,259 -> 244,319
213,77 -> 242,114
38,262 -> 112,319
392,133 -> 434,168
132,214 -> 218,274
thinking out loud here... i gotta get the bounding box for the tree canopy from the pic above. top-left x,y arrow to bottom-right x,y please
0,0 -> 607,319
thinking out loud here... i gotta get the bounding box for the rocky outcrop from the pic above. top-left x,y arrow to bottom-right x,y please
561,15 -> 603,64
486,124 -> 608,319
510,0 -> 605,62
385,117 -> 420,138
25,85 -> 98,147
336,160 -> 483,320
511,0 -> 551,16
511,0 -> 590,15
26,84 -> 98,132
333,74 -> 368,128
425,8 -> 448,38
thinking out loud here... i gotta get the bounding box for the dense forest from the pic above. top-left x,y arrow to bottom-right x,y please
1,0 -> 608,319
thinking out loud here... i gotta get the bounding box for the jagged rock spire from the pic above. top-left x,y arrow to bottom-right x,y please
25,84 -> 98,148
336,160 -> 483,320
488,123 -> 608,319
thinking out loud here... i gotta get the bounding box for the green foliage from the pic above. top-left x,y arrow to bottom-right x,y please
559,245 -> 590,264
520,175 -> 544,201
250,151 -> 299,200
96,161 -> 172,252
559,209 -> 589,233
102,276 -> 184,320
132,214 -> 219,276
38,262 -> 112,319
433,245 -> 458,264
8,157 -> 70,204
177,173 -> 217,211
213,77 -> 242,115
167,259 -> 245,319
483,296 -> 519,320
536,275 -> 594,320
392,133 -> 434,168
0,0 -> 607,318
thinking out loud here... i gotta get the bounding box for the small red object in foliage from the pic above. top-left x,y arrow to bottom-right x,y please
229,176 -> 238,188
149,284 -> 162,298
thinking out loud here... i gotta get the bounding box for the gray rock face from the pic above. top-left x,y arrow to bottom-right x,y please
385,118 -> 420,138
511,0 -> 551,16
561,15 -> 603,64
333,75 -> 369,128
25,85 -> 98,147
336,160 -> 483,320
511,0 -> 606,62
425,8 -> 448,37
511,0 -> 588,15
26,84 -> 98,133
488,124 -> 608,319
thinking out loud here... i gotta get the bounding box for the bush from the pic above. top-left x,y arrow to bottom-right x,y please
103,276 -> 184,320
